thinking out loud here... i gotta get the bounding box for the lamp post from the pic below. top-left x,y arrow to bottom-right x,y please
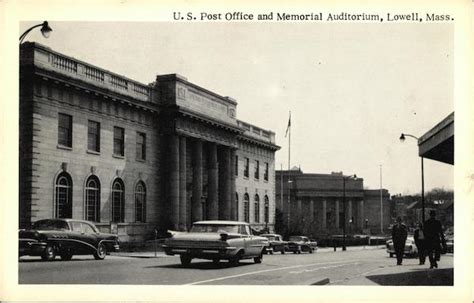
19,21 -> 52,44
342,174 -> 357,251
399,133 -> 425,223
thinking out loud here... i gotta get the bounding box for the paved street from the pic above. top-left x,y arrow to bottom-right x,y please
19,246 -> 453,285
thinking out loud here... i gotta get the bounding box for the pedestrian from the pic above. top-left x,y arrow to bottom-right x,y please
424,210 -> 446,269
392,216 -> 408,265
414,222 -> 426,265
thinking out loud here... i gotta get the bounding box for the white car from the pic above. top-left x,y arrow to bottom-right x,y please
386,236 -> 418,258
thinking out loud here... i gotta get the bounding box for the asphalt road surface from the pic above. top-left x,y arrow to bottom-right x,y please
19,247 -> 453,285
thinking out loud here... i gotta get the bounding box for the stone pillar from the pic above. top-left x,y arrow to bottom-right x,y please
297,199 -> 302,220
219,147 -> 231,220
309,199 -> 314,223
207,143 -> 218,220
359,200 -> 365,229
230,149 -> 236,220
168,135 -> 180,230
348,200 -> 353,232
335,199 -> 340,230
179,136 -> 187,230
321,199 -> 327,232
191,140 -> 203,223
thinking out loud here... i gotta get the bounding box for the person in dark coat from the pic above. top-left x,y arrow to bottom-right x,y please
392,216 -> 408,265
424,210 -> 446,269
413,222 -> 426,265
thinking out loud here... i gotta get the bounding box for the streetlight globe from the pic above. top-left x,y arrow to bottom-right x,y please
399,133 -> 406,142
40,21 -> 52,38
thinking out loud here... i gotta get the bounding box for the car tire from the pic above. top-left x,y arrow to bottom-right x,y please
60,250 -> 73,261
180,254 -> 192,266
41,244 -> 56,261
270,250 -> 274,255
254,253 -> 263,264
389,253 -> 393,258
309,248 -> 314,254
94,243 -> 107,260
281,250 -> 285,255
230,252 -> 242,266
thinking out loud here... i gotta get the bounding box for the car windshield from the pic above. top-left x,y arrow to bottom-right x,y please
263,235 -> 276,241
191,224 -> 239,233
31,220 -> 69,231
290,236 -> 303,241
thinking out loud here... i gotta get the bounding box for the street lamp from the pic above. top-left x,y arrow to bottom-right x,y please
342,174 -> 357,251
399,133 -> 425,223
19,21 -> 52,44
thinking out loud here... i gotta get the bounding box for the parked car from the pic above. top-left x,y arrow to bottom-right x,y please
287,236 -> 317,254
163,220 -> 267,266
260,234 -> 288,254
19,219 -> 120,261
386,236 -> 418,258
445,236 -> 453,253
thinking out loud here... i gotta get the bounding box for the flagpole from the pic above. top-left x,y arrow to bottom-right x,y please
287,111 -> 291,233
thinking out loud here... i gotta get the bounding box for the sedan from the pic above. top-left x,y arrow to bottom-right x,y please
386,237 -> 418,258
19,219 -> 120,261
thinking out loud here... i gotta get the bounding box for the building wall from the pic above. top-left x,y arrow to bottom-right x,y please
235,140 -> 276,231
362,189 -> 391,233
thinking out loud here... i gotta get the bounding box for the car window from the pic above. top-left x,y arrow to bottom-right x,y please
32,219 -> 69,231
71,222 -> 82,232
81,223 -> 96,234
191,224 -> 239,233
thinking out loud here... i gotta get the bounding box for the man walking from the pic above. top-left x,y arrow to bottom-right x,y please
424,210 -> 446,269
392,216 -> 408,265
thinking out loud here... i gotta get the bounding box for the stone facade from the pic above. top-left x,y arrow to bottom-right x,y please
275,169 -> 391,237
19,42 -> 279,241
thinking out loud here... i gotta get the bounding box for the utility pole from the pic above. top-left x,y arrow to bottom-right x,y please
380,165 -> 383,234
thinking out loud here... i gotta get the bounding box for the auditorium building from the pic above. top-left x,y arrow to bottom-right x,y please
276,168 -> 391,236
19,42 -> 279,241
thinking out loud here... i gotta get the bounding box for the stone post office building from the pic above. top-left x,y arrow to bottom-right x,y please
20,42 -> 279,241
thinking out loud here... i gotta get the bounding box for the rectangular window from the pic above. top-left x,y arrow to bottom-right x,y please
87,120 -> 100,152
264,162 -> 269,181
254,160 -> 260,179
244,157 -> 249,178
58,113 -> 72,147
136,132 -> 146,160
113,127 -> 125,156
235,155 -> 238,176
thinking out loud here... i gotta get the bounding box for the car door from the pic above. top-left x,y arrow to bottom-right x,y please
79,222 -> 100,253
247,226 -> 261,256
69,221 -> 90,254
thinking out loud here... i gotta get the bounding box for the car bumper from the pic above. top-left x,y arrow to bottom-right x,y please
162,245 -> 238,259
19,240 -> 47,256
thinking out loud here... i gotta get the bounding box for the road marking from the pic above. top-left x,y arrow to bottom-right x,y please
185,260 -> 358,285
289,262 -> 360,274
329,265 -> 387,284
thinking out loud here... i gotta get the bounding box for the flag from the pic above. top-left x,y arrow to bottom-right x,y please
285,112 -> 291,137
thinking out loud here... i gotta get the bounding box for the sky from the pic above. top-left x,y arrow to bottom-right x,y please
19,21 -> 454,195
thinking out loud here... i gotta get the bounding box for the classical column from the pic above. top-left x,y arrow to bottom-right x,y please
179,136 -> 187,230
230,149 -> 236,220
321,199 -> 327,232
297,199 -> 302,220
359,200 -> 365,229
207,143 -> 218,220
309,199 -> 314,223
335,199 -> 340,230
168,135 -> 180,230
348,200 -> 353,232
191,140 -> 203,223
219,147 -> 231,220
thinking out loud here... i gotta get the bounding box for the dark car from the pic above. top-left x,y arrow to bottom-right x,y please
287,236 -> 317,254
261,234 -> 288,254
19,219 -> 120,261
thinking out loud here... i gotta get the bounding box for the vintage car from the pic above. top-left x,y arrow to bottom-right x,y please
163,220 -> 267,266
19,219 -> 120,261
386,236 -> 418,258
260,234 -> 288,254
445,236 -> 453,253
287,236 -> 317,254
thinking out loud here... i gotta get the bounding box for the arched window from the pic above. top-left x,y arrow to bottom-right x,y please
135,181 -> 146,222
55,172 -> 72,218
85,175 -> 100,222
243,193 -> 250,223
264,195 -> 270,224
235,193 -> 239,221
112,178 -> 125,223
254,194 -> 260,223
